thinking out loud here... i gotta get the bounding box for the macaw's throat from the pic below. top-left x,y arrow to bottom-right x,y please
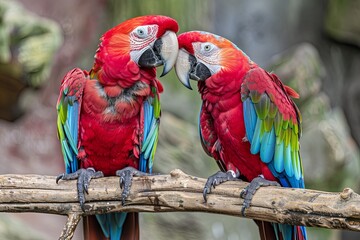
189,54 -> 212,81
138,38 -> 163,68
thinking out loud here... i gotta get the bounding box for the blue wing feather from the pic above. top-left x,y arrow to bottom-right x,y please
64,101 -> 79,174
260,127 -> 275,163
57,69 -> 85,175
140,91 -> 160,174
143,101 -> 152,140
250,118 -> 262,154
274,142 -> 285,173
244,98 -> 257,143
284,144 -> 293,177
144,125 -> 158,159
142,118 -> 157,152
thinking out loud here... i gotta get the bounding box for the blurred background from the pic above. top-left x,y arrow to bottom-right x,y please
0,0 -> 359,239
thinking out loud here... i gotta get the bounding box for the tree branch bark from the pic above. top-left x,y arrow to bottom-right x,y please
0,169 -> 359,239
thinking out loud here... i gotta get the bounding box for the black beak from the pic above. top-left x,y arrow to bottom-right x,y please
138,38 -> 163,68
188,54 -> 212,81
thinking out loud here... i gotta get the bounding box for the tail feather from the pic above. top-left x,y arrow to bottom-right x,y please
256,220 -> 307,240
83,213 -> 139,240
96,213 -> 127,239
120,212 -> 139,240
297,226 -> 307,240
255,220 -> 278,240
83,216 -> 108,240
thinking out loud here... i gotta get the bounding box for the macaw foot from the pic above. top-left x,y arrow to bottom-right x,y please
203,170 -> 240,203
116,167 -> 150,205
240,176 -> 280,216
56,168 -> 104,211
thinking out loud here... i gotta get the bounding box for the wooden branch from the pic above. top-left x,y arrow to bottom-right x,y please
0,169 -> 359,239
60,213 -> 81,240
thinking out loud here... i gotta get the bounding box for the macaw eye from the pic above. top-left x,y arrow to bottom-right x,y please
137,29 -> 145,35
134,26 -> 148,38
201,43 -> 216,54
204,44 -> 212,51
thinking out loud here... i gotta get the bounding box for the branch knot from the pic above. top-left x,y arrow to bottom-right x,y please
340,188 -> 354,200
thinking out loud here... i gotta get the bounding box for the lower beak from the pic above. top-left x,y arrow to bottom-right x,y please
175,49 -> 212,90
138,31 -> 178,76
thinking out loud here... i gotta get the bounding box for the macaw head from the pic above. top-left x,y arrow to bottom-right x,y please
175,31 -> 251,90
92,15 -> 179,85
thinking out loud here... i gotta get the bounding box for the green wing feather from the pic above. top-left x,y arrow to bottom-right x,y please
56,68 -> 86,173
241,67 -> 304,188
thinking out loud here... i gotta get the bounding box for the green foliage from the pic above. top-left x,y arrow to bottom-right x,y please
108,0 -> 211,33
0,0 -> 62,87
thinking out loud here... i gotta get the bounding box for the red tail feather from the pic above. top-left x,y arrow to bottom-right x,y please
83,213 -> 139,240
83,216 -> 108,240
255,220 -> 280,240
121,213 -> 139,240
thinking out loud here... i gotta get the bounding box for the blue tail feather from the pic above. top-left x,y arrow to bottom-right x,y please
96,213 -> 127,240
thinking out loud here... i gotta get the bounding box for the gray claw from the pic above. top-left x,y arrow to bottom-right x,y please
203,171 -> 240,203
116,167 -> 150,205
56,173 -> 65,184
56,168 -> 104,211
240,176 -> 280,216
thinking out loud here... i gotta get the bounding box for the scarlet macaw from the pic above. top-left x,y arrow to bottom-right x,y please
56,15 -> 178,240
175,31 -> 307,240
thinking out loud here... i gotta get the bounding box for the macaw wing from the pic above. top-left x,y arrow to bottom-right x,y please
199,103 -> 213,157
139,86 -> 161,173
199,103 -> 226,171
241,67 -> 304,188
57,68 -> 87,174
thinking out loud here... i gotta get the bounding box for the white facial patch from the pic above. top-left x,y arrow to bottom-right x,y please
192,42 -> 221,74
130,24 -> 158,51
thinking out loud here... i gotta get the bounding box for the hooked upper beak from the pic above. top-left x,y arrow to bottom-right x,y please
175,49 -> 212,90
138,30 -> 178,76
